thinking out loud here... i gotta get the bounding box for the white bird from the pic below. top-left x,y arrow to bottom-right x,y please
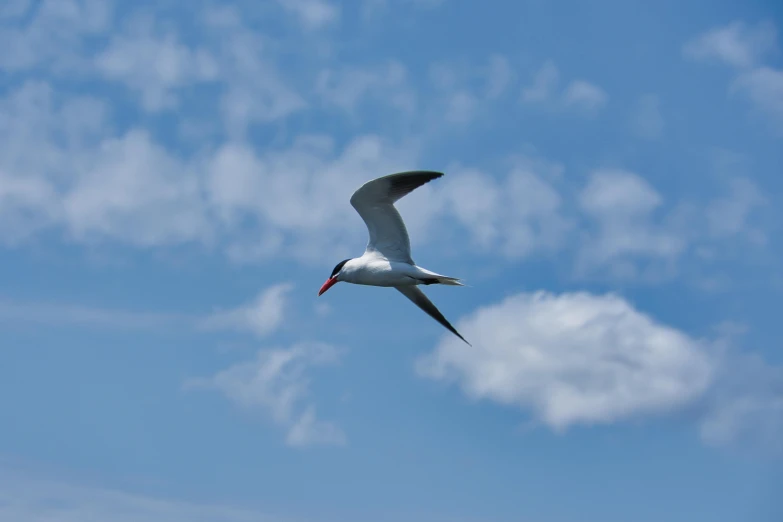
318,171 -> 470,345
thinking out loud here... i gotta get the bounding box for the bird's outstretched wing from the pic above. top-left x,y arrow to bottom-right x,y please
395,286 -> 471,345
350,171 -> 443,264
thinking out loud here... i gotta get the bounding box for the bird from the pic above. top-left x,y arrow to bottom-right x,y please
318,170 -> 471,345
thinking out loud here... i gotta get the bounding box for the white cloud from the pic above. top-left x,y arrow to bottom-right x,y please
190,11 -> 307,137
443,91 -> 477,124
562,80 -> 607,112
315,61 -> 415,114
630,94 -> 665,139
485,55 -> 513,99
275,0 -> 339,29
732,66 -> 783,125
0,298 -> 191,330
0,81 -> 416,261
286,405 -> 347,447
683,21 -> 777,69
577,169 -> 686,279
0,283 -> 293,334
706,176 -> 766,242
206,133 -> 419,262
0,0 -> 112,72
521,61 -> 559,103
417,291 -> 783,453
186,343 -> 346,447
416,0 -> 446,5
0,168 -> 60,245
417,291 -> 715,431
96,15 -> 219,111
0,84 -> 206,250
522,61 -> 607,114
0,468 -> 277,522
424,56 -> 513,126
699,352 -> 783,455
202,283 -> 293,338
685,21 -> 783,128
428,160 -> 571,258
0,0 -> 31,19
63,130 -> 212,246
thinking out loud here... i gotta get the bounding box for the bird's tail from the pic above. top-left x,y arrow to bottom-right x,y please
434,276 -> 464,286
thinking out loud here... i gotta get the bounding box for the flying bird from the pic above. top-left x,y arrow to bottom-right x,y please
318,171 -> 470,345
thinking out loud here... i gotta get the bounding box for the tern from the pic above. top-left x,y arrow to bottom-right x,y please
318,171 -> 470,345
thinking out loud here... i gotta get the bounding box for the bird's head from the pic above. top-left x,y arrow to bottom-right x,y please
318,258 -> 351,296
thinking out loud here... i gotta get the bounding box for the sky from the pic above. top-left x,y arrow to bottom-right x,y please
1,0 -> 782,521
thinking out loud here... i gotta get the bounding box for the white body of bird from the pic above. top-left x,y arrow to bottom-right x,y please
337,253 -> 464,288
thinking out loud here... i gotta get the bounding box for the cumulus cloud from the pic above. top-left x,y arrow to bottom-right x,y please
423,55 -> 515,126
202,283 -> 293,338
562,80 -> 607,112
417,291 -> 715,430
315,60 -> 415,114
201,14 -> 307,137
699,352 -> 783,454
96,15 -> 219,111
0,0 -> 112,72
685,21 -> 783,128
423,160 -> 571,258
63,130 -> 212,246
0,0 -> 31,19
206,133 -> 419,262
521,61 -> 607,114
484,55 -> 514,99
706,176 -> 767,243
577,169 -> 686,279
185,343 -> 346,447
417,290 -> 783,452
683,21 -> 777,69
732,66 -> 783,125
521,61 -> 559,103
0,80 -> 417,261
275,0 -> 339,29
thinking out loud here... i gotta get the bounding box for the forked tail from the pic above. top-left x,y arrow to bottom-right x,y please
416,275 -> 465,286
435,276 -> 464,286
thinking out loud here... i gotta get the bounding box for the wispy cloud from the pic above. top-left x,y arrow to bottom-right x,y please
0,284 -> 292,337
315,60 -> 415,114
201,283 -> 293,338
706,176 -> 767,243
521,61 -> 608,114
95,14 -> 219,112
699,352 -> 783,455
0,467 -> 279,522
275,0 -> 340,29
685,20 -> 783,129
731,66 -> 783,126
683,21 -> 777,69
0,299 -> 191,330
0,0 -> 112,73
562,80 -> 608,112
185,342 -> 346,447
576,169 -> 686,279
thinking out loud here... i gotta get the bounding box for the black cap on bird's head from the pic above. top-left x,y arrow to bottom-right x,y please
318,258 -> 350,296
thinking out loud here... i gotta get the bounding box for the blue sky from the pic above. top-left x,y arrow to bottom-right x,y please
1,0 -> 782,521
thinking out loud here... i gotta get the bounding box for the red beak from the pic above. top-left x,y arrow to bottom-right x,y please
318,277 -> 337,296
